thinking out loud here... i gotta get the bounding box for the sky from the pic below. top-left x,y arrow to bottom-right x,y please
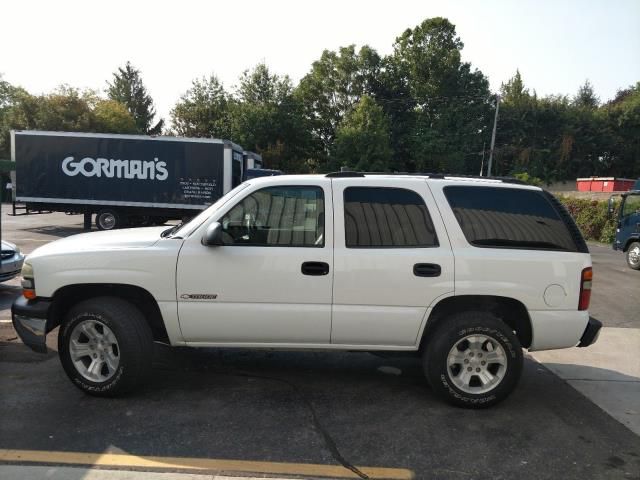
2,0 -> 639,124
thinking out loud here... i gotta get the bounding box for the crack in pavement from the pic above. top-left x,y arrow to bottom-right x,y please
185,351 -> 370,479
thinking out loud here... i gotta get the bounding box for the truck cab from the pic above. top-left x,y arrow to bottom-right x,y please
612,186 -> 640,270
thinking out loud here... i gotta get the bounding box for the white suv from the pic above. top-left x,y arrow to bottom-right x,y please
12,173 -> 601,407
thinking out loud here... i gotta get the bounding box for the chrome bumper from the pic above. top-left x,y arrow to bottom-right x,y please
11,296 -> 52,353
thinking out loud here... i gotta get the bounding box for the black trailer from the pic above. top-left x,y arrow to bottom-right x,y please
11,131 -> 245,230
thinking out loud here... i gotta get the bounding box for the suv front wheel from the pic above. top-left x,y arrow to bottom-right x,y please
423,311 -> 523,408
58,297 -> 153,396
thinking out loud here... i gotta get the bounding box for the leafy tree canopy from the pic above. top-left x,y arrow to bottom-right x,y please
170,74 -> 233,139
335,95 -> 392,172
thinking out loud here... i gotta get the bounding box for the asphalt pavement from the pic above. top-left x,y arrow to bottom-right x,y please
1,206 -> 639,479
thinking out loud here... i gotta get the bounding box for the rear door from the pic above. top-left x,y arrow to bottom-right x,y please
331,178 -> 454,347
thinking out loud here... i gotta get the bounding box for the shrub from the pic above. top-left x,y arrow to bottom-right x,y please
558,196 -> 618,244
512,172 -> 543,186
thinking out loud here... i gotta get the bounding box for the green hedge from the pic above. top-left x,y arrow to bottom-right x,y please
559,196 -> 617,244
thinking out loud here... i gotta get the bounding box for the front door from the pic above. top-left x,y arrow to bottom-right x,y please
176,179 -> 333,345
618,193 -> 640,248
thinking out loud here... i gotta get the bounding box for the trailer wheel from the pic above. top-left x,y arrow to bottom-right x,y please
96,209 -> 121,230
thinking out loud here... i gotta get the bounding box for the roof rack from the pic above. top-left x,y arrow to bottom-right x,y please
325,171 -> 365,178
436,174 -> 526,185
327,170 -> 525,185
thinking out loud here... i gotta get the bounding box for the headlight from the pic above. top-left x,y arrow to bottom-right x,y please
21,262 -> 36,298
21,262 -> 33,279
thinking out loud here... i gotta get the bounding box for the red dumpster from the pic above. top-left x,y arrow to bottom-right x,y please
576,177 -> 636,192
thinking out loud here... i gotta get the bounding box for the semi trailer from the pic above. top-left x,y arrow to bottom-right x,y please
11,131 -> 247,230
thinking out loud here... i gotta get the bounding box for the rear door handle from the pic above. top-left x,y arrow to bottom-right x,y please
414,263 -> 441,277
301,261 -> 330,276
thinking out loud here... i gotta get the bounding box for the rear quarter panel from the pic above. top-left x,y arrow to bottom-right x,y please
429,181 -> 591,311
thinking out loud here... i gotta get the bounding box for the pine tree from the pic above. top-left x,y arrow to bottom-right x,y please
107,62 -> 163,134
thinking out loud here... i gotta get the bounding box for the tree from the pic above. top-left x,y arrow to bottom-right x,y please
573,80 -> 599,109
170,75 -> 233,139
335,95 -> 392,171
33,85 -> 94,132
232,64 -> 313,172
390,17 -> 492,173
0,76 -> 30,158
1,81 -> 140,158
107,62 -> 163,134
495,71 -> 615,182
501,70 -> 530,106
296,45 -> 383,159
601,82 -> 640,177
92,99 -> 138,133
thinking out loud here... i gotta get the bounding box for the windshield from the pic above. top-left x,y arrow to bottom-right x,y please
166,183 -> 250,238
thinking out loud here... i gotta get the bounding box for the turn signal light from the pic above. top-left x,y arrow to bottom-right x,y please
578,267 -> 592,311
23,289 -> 36,300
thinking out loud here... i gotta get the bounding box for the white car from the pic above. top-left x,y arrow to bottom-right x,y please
12,173 -> 601,407
1,240 -> 25,282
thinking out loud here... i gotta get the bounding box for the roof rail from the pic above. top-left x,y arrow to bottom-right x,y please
326,170 -> 526,185
450,175 -> 526,185
325,171 -> 365,178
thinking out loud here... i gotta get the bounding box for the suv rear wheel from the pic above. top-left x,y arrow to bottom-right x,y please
423,311 -> 523,408
58,297 -> 153,396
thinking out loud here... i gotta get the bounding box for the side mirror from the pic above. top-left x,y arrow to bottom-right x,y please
607,196 -> 616,218
202,222 -> 223,246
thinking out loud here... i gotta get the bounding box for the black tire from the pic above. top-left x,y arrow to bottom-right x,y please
423,311 -> 523,408
95,209 -> 122,230
58,297 -> 153,397
626,241 -> 640,270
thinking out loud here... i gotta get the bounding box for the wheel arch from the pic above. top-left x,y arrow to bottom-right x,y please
623,236 -> 640,252
49,283 -> 169,343
420,295 -> 532,351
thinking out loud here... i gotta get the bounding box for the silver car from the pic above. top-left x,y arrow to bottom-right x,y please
1,240 -> 25,282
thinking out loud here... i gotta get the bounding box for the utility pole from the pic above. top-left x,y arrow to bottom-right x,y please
479,142 -> 486,176
487,94 -> 500,177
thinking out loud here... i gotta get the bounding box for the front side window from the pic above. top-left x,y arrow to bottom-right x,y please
344,187 -> 438,248
622,195 -> 640,218
444,186 -> 579,251
221,186 -> 324,247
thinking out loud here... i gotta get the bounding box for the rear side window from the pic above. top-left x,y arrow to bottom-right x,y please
444,186 -> 580,252
344,187 -> 438,248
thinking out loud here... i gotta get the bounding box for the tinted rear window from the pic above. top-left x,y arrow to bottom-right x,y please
444,186 -> 579,251
344,187 -> 438,248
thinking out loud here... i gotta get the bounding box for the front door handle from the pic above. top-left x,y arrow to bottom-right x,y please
301,261 -> 330,276
414,263 -> 441,277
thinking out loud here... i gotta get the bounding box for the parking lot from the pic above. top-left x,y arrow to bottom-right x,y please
1,206 -> 639,480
